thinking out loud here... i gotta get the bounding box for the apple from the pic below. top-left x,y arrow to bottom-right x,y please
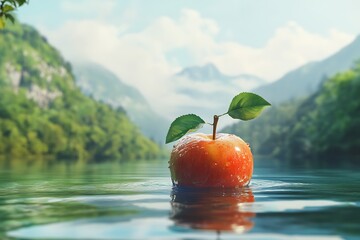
169,133 -> 253,188
166,92 -> 270,188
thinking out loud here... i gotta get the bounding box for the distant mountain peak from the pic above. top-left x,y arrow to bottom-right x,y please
253,33 -> 360,104
202,62 -> 218,73
175,62 -> 232,81
73,62 -> 169,142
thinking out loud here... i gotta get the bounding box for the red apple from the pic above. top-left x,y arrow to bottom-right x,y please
169,133 -> 253,188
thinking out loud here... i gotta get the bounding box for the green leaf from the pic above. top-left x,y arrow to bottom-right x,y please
4,13 -> 15,23
227,92 -> 271,120
3,5 -> 15,13
14,0 -> 27,6
0,17 -> 5,29
20,0 -> 28,6
166,114 -> 205,144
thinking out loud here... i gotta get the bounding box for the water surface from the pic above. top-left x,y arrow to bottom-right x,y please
0,158 -> 359,240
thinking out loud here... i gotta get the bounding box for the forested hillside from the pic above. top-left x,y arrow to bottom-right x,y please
73,62 -> 169,143
225,63 -> 360,166
0,23 -> 161,160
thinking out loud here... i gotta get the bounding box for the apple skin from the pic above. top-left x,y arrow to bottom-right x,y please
169,133 -> 253,188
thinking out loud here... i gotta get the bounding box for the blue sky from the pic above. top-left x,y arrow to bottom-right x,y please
17,0 -> 360,117
20,0 -> 360,46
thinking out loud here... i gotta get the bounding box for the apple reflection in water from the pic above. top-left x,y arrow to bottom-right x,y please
169,187 -> 255,234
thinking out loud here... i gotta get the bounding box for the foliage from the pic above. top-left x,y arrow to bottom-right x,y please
0,22 -> 161,161
166,92 -> 270,144
224,63 -> 360,165
227,92 -> 271,120
72,62 -> 169,143
0,0 -> 28,29
223,100 -> 299,155
166,114 -> 205,143
277,64 -> 360,164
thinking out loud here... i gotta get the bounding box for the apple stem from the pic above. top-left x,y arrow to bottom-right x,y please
212,115 -> 219,140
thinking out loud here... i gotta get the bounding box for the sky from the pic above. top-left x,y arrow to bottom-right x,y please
17,0 -> 360,119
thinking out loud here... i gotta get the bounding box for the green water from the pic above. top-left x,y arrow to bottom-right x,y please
0,158 -> 359,240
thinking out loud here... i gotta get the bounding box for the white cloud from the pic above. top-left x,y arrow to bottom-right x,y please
40,9 -> 355,119
204,21 -> 354,80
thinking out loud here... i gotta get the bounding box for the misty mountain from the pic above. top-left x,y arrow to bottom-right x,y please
171,63 -> 266,123
175,62 -> 265,87
0,23 -> 160,160
73,62 -> 169,143
176,63 -> 233,81
253,35 -> 360,104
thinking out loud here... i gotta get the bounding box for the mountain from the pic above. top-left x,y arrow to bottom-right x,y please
276,64 -> 360,163
175,62 -> 265,87
225,63 -> 360,166
224,37 -> 360,165
171,63 -> 266,123
0,23 -> 160,160
176,63 -> 233,81
72,62 -> 169,143
253,35 -> 360,104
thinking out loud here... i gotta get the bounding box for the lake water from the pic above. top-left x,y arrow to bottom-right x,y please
0,158 -> 359,240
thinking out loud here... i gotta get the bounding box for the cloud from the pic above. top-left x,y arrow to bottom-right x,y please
40,9 -> 354,118
41,9 -> 222,117
210,21 -> 354,80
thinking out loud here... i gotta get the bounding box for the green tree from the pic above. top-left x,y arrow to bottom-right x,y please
0,0 -> 28,28
0,22 -> 162,161
224,62 -> 360,166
